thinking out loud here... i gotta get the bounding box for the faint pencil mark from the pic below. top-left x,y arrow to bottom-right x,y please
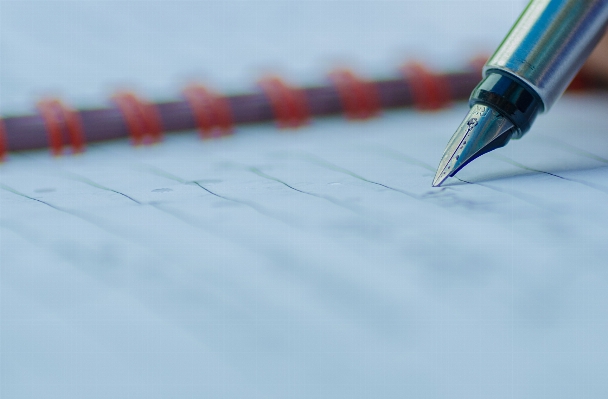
555,171 -> 608,194
34,187 -> 56,193
140,164 -> 296,226
0,219 -> 84,264
0,183 -> 141,242
418,186 -> 492,210
152,188 -> 173,193
274,152 -> 420,199
60,171 -> 142,204
148,202 -> 214,233
145,203 -> 287,286
535,135 -> 608,164
0,219 -> 104,265
490,153 -> 608,195
0,219 -> 45,247
149,202 -> 399,315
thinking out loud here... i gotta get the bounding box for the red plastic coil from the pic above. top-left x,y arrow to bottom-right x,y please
401,63 -> 451,111
37,99 -> 86,156
258,76 -> 310,128
113,92 -> 163,145
182,84 -> 234,139
328,69 -> 380,120
37,100 -> 63,155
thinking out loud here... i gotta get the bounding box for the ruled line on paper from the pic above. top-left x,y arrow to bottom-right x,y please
269,150 -> 526,212
363,144 -> 552,209
0,183 -> 152,256
0,182 -> 128,238
216,162 -> 370,216
268,151 -> 420,199
453,178 -> 554,210
535,134 -> 608,164
489,153 -> 608,195
137,164 -> 299,227
60,171 -> 143,204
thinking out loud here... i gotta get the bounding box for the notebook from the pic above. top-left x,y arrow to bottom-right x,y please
2,1 -> 608,398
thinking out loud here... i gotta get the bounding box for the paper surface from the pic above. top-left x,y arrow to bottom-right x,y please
2,1 -> 608,398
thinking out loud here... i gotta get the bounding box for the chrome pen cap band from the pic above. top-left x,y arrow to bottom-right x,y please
484,0 -> 608,111
469,71 -> 543,137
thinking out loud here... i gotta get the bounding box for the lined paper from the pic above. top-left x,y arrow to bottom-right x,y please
2,95 -> 608,398
2,1 -> 608,398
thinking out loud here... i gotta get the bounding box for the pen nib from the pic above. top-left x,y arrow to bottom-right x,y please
432,104 -> 516,187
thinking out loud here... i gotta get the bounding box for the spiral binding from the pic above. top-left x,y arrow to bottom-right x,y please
258,76 -> 310,128
328,69 -> 380,120
401,63 -> 451,110
113,92 -> 164,145
37,98 -> 86,155
183,84 -> 234,138
0,57 -> 597,160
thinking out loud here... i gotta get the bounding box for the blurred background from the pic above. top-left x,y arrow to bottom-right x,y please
1,0 -> 524,114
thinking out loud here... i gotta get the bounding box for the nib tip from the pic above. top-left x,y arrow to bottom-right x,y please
431,104 -> 516,187
432,174 -> 447,187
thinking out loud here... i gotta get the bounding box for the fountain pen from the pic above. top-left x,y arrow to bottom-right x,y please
432,0 -> 608,187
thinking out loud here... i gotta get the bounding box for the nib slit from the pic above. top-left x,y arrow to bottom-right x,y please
432,104 -> 516,187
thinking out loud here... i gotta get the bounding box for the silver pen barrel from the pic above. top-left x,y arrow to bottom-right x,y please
432,0 -> 608,186
485,0 -> 608,111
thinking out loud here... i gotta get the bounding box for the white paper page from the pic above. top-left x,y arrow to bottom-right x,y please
2,1 -> 608,398
2,95 -> 608,398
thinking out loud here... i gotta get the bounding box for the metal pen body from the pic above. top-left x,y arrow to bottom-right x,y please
484,0 -> 608,111
433,0 -> 608,186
